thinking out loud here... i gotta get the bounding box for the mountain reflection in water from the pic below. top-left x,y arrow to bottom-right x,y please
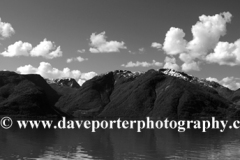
1,120 -> 240,160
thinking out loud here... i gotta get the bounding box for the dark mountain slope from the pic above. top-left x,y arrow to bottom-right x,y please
98,70 -> 164,118
201,80 -> 240,105
23,74 -> 59,106
56,69 -> 239,119
149,78 -> 233,119
231,89 -> 240,105
48,84 -> 79,96
55,72 -> 115,117
1,69 -> 238,119
0,71 -> 63,117
199,80 -> 232,99
100,71 -> 234,119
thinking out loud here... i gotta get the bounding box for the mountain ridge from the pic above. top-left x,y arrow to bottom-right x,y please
0,69 -> 239,119
55,69 -> 240,119
0,71 -> 65,117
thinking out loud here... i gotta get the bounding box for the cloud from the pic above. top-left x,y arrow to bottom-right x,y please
206,40 -> 240,66
128,50 -> 136,54
206,77 -> 240,90
128,48 -> 146,54
151,42 -> 162,50
179,53 -> 201,71
66,58 -> 73,63
163,56 -> 180,70
139,48 -> 145,53
187,12 -> 231,55
121,60 -> 163,68
66,56 -> 88,63
16,62 -> 97,86
162,27 -> 187,55
181,61 -> 200,72
161,12 -> 233,72
0,18 -> 15,39
0,41 -> 32,57
128,48 -> 145,54
77,79 -> 86,86
77,72 -> 97,85
17,62 -> 81,79
76,56 -> 88,62
0,39 -> 62,59
89,31 -> 126,53
30,39 -> 62,59
81,72 -> 98,80
77,49 -> 85,53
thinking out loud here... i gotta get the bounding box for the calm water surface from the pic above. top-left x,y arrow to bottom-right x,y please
1,120 -> 240,160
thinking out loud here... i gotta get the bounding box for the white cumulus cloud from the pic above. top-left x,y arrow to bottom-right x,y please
128,48 -> 145,54
121,60 -> 163,68
206,40 -> 240,66
89,31 -> 126,53
139,48 -> 145,53
77,72 -> 97,85
161,12 -> 233,72
162,27 -> 187,55
77,49 -> 86,53
0,39 -> 62,59
179,53 -> 201,72
206,77 -> 240,90
66,56 -> 88,63
163,56 -> 180,70
187,12 -> 231,56
0,41 -> 32,57
30,39 -> 62,59
151,42 -> 162,50
181,61 -> 200,72
0,18 -> 15,39
17,62 -> 81,79
66,58 -> 73,63
16,62 -> 97,86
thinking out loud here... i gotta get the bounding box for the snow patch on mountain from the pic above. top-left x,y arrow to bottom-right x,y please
160,68 -> 190,81
159,68 -> 225,89
46,78 -> 80,88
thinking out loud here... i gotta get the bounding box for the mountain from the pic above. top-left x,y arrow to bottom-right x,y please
1,69 -> 239,119
0,71 -> 64,117
46,78 -> 80,96
55,69 -> 240,119
230,89 -> 240,105
197,78 -> 240,105
158,69 -> 240,105
46,78 -> 80,88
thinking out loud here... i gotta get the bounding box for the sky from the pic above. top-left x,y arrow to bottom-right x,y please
0,0 -> 240,89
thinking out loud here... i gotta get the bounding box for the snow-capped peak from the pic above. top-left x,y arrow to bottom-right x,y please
160,68 -> 192,81
159,68 -> 218,89
114,70 -> 143,78
46,78 -> 80,88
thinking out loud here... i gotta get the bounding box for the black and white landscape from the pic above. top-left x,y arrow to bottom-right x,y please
0,69 -> 239,119
1,1 -> 240,159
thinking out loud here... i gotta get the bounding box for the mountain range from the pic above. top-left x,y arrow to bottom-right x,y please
0,69 -> 240,119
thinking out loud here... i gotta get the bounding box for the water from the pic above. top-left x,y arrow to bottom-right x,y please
1,120 -> 240,160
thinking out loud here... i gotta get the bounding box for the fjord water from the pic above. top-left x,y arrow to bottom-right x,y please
1,121 -> 240,160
